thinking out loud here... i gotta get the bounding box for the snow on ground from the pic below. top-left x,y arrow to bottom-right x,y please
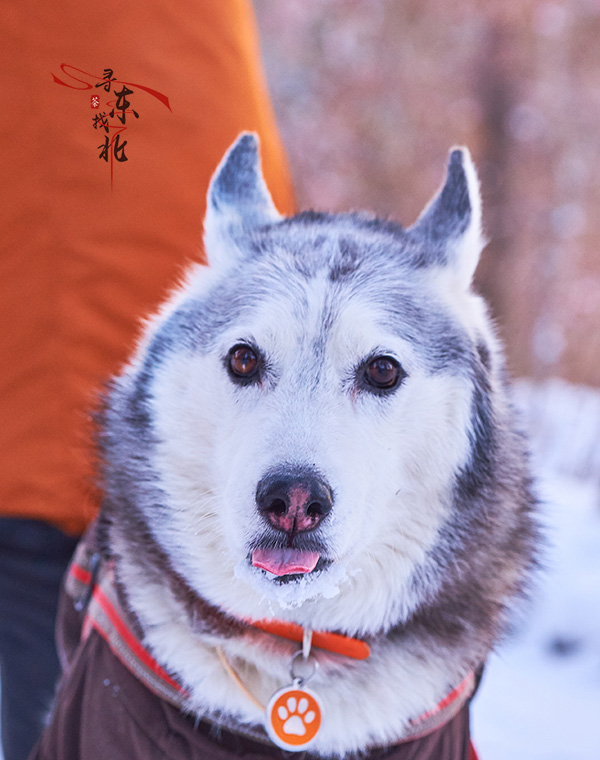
472,381 -> 600,760
472,470 -> 600,760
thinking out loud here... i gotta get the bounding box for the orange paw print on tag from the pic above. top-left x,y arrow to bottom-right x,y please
266,687 -> 322,750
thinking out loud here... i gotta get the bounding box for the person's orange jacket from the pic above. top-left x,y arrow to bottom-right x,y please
0,0 -> 295,536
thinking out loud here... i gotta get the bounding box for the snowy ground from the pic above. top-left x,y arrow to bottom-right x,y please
472,469 -> 600,760
2,381 -> 599,759
472,381 -> 600,760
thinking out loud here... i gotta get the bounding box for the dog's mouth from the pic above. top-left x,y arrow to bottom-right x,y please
252,547 -> 320,576
251,548 -> 330,583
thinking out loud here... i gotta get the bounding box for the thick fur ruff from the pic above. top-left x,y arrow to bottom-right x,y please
98,134 -> 538,757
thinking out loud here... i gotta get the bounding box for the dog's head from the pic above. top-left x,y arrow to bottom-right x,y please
103,134 -> 525,635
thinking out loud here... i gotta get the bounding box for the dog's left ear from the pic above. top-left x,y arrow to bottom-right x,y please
408,148 -> 484,289
204,133 -> 281,270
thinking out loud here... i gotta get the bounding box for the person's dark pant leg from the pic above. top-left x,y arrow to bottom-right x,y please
0,519 -> 79,760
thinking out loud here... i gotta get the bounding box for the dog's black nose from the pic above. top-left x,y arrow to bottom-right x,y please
256,467 -> 333,533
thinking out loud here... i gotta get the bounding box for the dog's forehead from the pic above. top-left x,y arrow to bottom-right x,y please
254,212 -> 410,281
216,217 -> 474,371
150,216 -> 472,374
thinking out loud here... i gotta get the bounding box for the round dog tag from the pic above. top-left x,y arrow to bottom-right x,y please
265,684 -> 322,751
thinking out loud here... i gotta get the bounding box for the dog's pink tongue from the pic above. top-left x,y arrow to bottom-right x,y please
252,548 -> 320,576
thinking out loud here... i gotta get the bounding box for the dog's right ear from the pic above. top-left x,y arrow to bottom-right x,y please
204,133 -> 281,270
407,148 -> 485,290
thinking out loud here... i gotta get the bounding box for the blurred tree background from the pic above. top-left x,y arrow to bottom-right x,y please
254,0 -> 600,388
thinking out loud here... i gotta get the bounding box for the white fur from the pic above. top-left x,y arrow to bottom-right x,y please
450,146 -> 485,289
113,263 -> 478,754
107,139 -> 504,756
145,274 -> 473,628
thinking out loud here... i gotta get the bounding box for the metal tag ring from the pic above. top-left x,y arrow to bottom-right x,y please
290,649 -> 317,684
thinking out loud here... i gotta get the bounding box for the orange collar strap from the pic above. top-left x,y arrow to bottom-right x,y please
249,618 -> 371,660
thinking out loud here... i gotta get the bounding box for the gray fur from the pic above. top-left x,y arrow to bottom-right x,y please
408,150 -> 471,248
97,133 -> 539,756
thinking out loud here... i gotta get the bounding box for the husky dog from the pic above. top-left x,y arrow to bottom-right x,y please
96,134 -> 537,757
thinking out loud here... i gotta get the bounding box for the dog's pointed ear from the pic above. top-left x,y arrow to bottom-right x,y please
408,148 -> 484,289
204,133 -> 281,269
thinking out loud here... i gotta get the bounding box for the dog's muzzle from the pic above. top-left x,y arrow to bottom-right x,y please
252,466 -> 333,577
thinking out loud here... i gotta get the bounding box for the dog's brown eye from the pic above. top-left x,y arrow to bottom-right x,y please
364,356 -> 403,390
228,344 -> 259,381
